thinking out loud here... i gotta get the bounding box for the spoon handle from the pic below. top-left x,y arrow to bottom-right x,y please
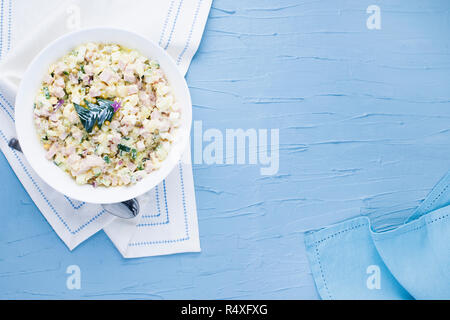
8,137 -> 22,152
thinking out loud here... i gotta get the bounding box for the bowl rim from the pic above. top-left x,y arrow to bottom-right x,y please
15,27 -> 192,204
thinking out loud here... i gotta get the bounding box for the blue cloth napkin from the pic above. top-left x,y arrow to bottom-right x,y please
304,170 -> 450,300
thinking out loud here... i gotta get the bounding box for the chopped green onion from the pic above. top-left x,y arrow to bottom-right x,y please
103,155 -> 111,164
43,87 -> 50,99
131,148 -> 137,160
118,144 -> 131,153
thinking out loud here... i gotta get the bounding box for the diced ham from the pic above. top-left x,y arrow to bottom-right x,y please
72,128 -> 83,141
81,74 -> 90,84
67,153 -> 81,165
49,113 -> 60,122
148,90 -> 156,103
59,131 -> 69,140
121,115 -> 137,126
54,62 -> 67,75
45,144 -> 58,160
159,120 -> 171,132
99,68 -> 113,82
64,146 -> 76,156
111,135 -> 121,145
43,74 -> 54,85
118,59 -> 127,71
129,107 -> 139,115
151,109 -> 160,120
89,87 -> 101,97
120,126 -> 130,136
99,68 -> 120,84
69,73 -> 78,84
127,162 -> 137,172
39,107 -> 51,117
71,93 -> 81,105
110,120 -> 120,130
124,65 -> 135,74
124,72 -> 136,83
50,86 -> 65,98
145,160 -> 154,173
54,77 -> 65,88
121,175 -> 131,185
76,155 -> 105,174
127,85 -> 138,95
84,155 -> 104,167
133,62 -> 145,76
139,128 -> 150,138
138,92 -> 149,106
84,64 -> 94,76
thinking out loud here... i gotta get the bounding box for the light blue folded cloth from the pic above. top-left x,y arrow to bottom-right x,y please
304,171 -> 450,300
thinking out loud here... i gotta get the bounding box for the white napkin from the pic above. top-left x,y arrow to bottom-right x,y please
0,0 -> 210,257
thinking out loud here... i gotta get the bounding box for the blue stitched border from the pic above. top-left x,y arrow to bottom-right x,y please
141,184 -> 162,218
128,163 -> 190,246
159,0 -> 175,47
7,0 -> 10,52
0,91 -> 14,110
177,0 -> 202,65
0,0 -> 4,59
0,128 -> 106,234
64,196 -> 85,210
164,0 -> 184,50
138,181 -> 170,226
0,99 -> 13,120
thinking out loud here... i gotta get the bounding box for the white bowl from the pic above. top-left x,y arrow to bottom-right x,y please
15,27 -> 192,204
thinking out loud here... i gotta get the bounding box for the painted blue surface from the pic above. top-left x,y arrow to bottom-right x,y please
0,0 -> 449,299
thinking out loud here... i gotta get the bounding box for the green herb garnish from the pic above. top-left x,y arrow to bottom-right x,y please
74,99 -> 116,133
74,103 -> 96,133
43,87 -> 50,99
63,71 -> 69,76
103,155 -> 111,164
118,144 -> 131,153
80,64 -> 85,73
131,148 -> 137,160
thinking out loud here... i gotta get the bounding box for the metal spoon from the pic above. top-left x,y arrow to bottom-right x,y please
8,138 -> 140,219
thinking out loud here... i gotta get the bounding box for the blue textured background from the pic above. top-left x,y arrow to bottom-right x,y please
1,0 -> 449,299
